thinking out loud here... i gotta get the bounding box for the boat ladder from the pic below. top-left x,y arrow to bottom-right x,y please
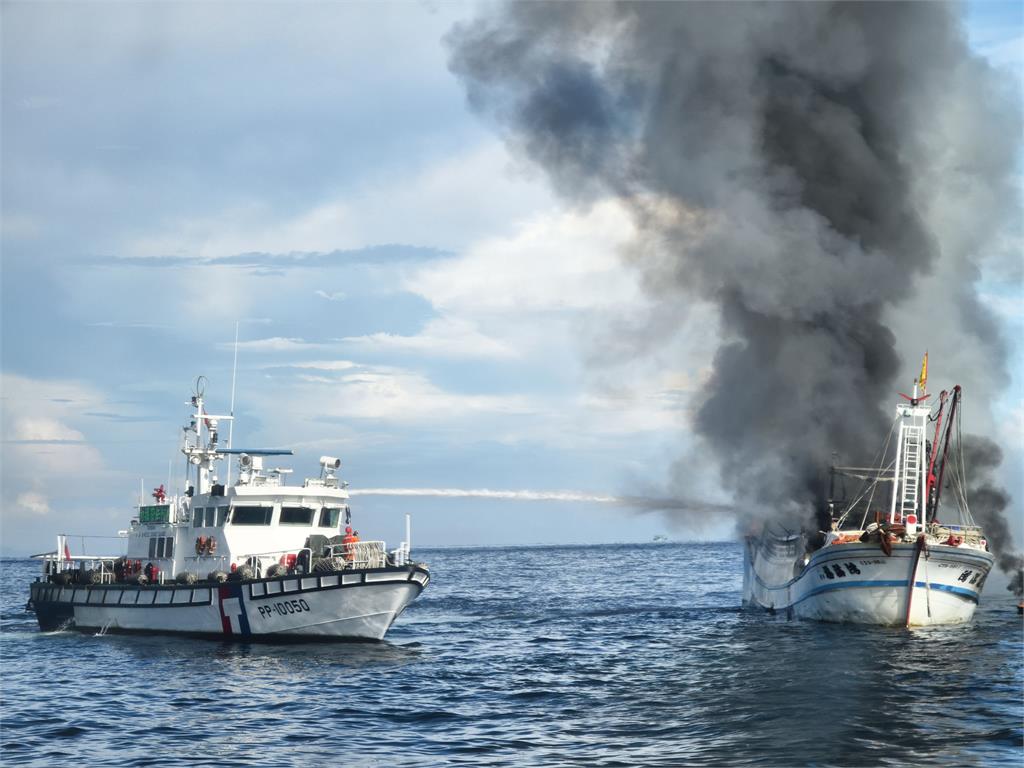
898,425 -> 924,520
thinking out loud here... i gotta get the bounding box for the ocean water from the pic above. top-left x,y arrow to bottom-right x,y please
1,542 -> 1021,767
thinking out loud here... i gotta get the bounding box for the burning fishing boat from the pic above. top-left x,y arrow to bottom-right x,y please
743,356 -> 994,626
27,377 -> 429,641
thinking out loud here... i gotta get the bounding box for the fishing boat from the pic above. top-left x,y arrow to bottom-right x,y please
743,357 -> 995,626
27,377 -> 429,641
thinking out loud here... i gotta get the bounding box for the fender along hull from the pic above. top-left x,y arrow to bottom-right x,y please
743,538 -> 993,627
29,564 -> 429,642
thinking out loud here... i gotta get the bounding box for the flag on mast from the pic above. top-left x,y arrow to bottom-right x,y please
64,541 -> 71,562
919,351 -> 928,392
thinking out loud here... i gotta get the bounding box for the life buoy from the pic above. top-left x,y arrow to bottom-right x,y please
206,537 -> 218,555
196,536 -> 207,555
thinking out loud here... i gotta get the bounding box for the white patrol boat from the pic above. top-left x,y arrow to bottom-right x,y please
743,356 -> 995,627
28,378 -> 429,641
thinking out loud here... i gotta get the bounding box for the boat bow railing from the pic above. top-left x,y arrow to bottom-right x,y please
324,540 -> 387,569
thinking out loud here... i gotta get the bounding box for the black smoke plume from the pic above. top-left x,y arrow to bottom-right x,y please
447,1 -> 1021,569
957,436 -> 1024,598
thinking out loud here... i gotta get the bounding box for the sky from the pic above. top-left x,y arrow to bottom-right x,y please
2,1 -> 1022,558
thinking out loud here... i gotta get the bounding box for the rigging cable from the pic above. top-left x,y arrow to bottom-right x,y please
839,414 -> 900,530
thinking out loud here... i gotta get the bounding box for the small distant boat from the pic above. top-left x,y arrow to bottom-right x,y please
28,377 -> 428,641
652,535 -> 670,543
743,356 -> 994,627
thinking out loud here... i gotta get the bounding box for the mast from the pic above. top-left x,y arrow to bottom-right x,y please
930,385 -> 961,521
226,322 -> 239,487
924,389 -> 948,524
827,451 -> 837,520
181,376 -> 233,497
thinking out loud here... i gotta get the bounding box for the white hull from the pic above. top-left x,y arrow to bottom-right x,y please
30,565 -> 429,641
743,536 -> 993,626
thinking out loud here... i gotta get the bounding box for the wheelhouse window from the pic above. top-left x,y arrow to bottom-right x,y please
319,507 -> 342,528
204,507 -> 216,527
280,507 -> 315,526
149,538 -> 158,558
230,506 -> 273,525
215,507 -> 228,527
192,507 -> 205,527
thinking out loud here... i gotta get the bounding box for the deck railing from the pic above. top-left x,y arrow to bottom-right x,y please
323,540 -> 387,569
38,537 -> 413,587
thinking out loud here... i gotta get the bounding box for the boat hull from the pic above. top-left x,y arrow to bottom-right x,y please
29,564 -> 429,641
743,537 -> 993,627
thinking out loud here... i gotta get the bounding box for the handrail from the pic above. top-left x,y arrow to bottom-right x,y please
40,537 -> 411,586
324,540 -> 387,569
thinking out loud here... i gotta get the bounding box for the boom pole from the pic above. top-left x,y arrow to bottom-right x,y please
929,385 -> 961,521
925,389 -> 948,523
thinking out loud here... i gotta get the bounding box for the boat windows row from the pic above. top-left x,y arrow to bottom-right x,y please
149,536 -> 174,559
192,505 -> 347,528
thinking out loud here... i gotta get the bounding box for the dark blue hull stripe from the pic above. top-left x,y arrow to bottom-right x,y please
232,582 -> 251,636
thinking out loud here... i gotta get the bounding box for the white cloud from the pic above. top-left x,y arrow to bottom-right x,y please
10,417 -> 85,442
227,193 -> 704,448
979,288 -> 1024,321
15,491 -> 50,517
1,376 -> 106,473
326,369 -> 535,423
342,316 -> 517,360
222,337 -> 327,353
406,198 -> 642,314
254,360 -> 536,431
315,290 -> 346,302
122,140 -> 556,259
286,360 -> 359,372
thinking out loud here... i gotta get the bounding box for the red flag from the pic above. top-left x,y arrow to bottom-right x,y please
64,542 -> 71,562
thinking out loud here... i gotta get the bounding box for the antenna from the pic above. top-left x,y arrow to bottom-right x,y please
226,321 -> 239,485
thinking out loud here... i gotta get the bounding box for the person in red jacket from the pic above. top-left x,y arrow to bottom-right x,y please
342,526 -> 357,562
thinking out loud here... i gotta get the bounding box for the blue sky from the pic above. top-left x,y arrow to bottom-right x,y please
2,1 -> 1021,557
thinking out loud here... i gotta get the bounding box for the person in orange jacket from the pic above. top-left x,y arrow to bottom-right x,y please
342,526 -> 357,562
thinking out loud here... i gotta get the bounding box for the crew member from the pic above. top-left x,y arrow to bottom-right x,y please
342,526 -> 357,562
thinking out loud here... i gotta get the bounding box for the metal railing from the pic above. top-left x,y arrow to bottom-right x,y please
38,537 -> 414,588
324,540 -> 387,569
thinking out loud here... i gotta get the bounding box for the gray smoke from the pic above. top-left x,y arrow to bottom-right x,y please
957,436 -> 1024,598
447,2 -> 1021,557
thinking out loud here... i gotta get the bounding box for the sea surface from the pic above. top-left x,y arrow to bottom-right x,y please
1,543 -> 1021,767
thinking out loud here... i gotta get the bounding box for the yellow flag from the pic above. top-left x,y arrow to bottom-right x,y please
919,352 -> 928,391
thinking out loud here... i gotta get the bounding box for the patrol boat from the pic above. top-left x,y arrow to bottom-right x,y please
743,357 -> 995,626
28,378 -> 429,641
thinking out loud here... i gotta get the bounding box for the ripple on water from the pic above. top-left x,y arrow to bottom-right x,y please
2,546 -> 1022,767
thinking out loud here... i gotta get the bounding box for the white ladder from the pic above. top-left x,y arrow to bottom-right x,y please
898,425 -> 924,519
